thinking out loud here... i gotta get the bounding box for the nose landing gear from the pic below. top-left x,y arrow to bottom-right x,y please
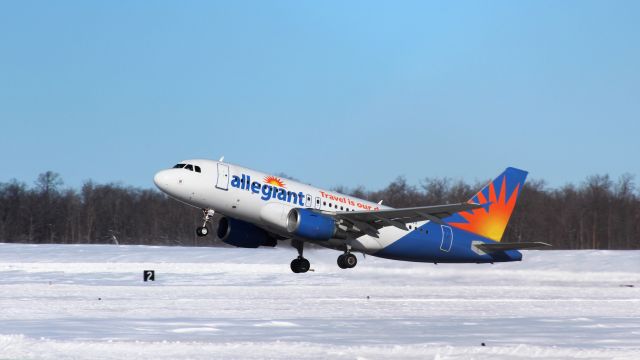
196,209 -> 215,237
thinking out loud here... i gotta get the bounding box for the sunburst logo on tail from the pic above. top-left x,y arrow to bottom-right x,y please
264,175 -> 286,188
448,175 -> 520,242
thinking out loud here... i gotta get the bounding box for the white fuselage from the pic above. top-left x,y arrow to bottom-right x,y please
153,159 -> 423,254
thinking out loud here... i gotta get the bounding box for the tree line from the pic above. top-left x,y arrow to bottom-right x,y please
0,172 -> 202,246
0,171 -> 638,249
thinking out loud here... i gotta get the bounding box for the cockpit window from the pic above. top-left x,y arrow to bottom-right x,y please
173,163 -> 201,172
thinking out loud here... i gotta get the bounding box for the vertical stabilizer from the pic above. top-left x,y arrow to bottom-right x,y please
445,167 -> 528,242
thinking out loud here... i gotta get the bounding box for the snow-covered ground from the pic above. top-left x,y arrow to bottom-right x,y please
0,243 -> 638,359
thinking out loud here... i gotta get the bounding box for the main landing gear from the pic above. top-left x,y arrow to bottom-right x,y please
290,240 -> 311,273
289,241 -> 359,273
337,252 -> 357,269
196,209 -> 215,237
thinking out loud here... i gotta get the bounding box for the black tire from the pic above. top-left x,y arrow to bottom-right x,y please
337,254 -> 348,269
298,258 -> 310,273
291,257 -> 310,273
196,226 -> 208,237
290,259 -> 301,273
345,253 -> 357,268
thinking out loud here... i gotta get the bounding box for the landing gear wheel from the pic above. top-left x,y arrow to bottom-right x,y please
299,258 -> 310,272
337,253 -> 357,269
290,259 -> 300,273
345,253 -> 357,268
290,257 -> 310,273
196,226 -> 209,237
337,254 -> 348,269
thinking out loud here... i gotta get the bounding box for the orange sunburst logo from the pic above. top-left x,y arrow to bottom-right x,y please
264,175 -> 286,188
448,175 -> 520,242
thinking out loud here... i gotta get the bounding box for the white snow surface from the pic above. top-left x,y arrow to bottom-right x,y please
0,243 -> 639,359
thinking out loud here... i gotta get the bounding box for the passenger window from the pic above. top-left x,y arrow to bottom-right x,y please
323,201 -> 326,206
340,206 -> 344,210
195,166 -> 201,173
329,204 -> 332,208
185,164 -> 193,171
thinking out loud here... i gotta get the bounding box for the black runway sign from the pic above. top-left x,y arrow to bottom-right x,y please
143,270 -> 155,282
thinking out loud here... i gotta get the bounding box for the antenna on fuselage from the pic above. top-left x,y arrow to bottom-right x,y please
219,156 -> 225,162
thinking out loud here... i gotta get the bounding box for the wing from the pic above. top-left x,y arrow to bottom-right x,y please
333,202 -> 483,237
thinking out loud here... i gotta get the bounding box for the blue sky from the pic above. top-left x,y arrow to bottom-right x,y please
1,1 -> 639,191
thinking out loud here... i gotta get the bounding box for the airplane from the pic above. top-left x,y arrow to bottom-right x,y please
153,159 -> 550,273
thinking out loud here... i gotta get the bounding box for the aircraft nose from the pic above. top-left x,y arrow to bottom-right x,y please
153,170 -> 172,192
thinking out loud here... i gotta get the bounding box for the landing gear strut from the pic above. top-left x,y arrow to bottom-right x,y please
196,209 -> 215,237
290,240 -> 310,273
337,252 -> 357,269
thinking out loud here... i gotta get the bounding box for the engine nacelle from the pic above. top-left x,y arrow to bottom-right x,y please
286,208 -> 345,241
216,217 -> 276,248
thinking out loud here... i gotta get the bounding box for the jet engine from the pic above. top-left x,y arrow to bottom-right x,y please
286,208 -> 346,241
216,216 -> 277,248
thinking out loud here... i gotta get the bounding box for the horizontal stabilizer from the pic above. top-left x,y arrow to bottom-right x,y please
475,242 -> 552,252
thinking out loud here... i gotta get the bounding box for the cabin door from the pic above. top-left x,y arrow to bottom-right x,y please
216,163 -> 229,190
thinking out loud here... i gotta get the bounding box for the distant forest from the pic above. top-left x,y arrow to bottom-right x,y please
0,171 -> 638,249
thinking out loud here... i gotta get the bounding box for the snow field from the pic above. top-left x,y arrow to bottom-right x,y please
0,244 -> 639,359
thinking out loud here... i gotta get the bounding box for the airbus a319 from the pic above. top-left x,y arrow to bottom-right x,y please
153,159 -> 549,273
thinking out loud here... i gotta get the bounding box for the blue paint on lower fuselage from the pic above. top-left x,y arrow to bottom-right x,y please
373,222 -> 522,263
